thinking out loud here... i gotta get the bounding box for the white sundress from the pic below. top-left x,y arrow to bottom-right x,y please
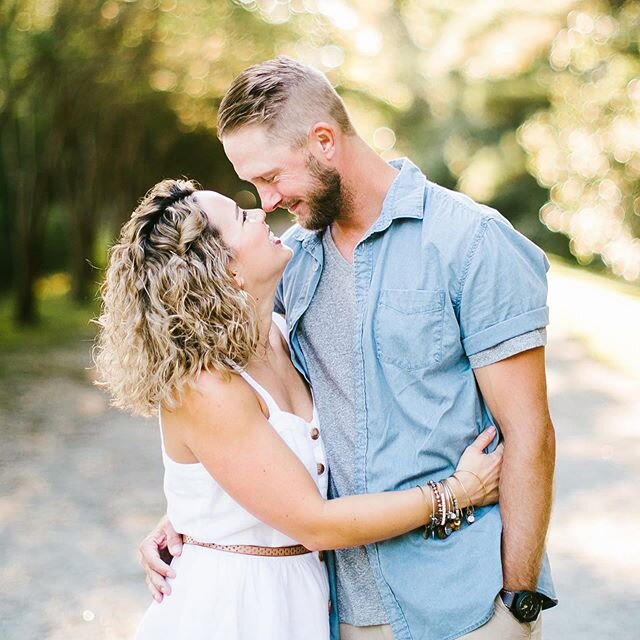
135,316 -> 330,640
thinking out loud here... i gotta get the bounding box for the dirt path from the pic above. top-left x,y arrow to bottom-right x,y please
0,346 -> 161,639
1,288 -> 638,638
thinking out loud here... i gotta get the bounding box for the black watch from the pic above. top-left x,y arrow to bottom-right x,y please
500,590 -> 544,623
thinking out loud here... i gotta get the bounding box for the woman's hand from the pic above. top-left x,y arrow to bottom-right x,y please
453,426 -> 503,508
138,515 -> 182,602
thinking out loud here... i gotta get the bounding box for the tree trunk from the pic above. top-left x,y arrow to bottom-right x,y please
70,207 -> 96,303
14,229 -> 38,325
5,116 -> 50,326
68,130 -> 98,303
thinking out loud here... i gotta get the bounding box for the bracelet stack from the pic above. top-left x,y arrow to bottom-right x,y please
417,474 -> 476,540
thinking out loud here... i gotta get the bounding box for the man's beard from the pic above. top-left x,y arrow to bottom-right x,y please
294,154 -> 352,231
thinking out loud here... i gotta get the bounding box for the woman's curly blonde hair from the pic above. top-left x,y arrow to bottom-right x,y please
94,178 -> 259,416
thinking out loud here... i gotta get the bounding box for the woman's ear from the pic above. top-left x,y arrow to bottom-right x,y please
229,261 -> 245,289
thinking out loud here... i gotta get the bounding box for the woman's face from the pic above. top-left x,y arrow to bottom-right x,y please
194,190 -> 292,290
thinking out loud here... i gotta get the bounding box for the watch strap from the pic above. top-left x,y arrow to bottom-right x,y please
500,590 -> 517,609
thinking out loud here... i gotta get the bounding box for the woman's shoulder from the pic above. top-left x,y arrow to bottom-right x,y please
186,368 -> 248,404
187,367 -> 269,422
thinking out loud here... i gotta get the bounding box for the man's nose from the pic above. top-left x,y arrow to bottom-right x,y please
258,187 -> 282,213
248,208 -> 266,223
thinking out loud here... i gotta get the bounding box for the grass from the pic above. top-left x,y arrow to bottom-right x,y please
0,288 -> 98,354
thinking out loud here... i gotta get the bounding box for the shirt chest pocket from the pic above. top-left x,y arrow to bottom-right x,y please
374,289 -> 445,370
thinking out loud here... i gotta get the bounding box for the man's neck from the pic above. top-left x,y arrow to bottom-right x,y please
330,138 -> 399,261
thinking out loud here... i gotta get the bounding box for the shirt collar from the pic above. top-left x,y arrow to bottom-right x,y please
380,157 -> 426,222
294,157 -> 426,244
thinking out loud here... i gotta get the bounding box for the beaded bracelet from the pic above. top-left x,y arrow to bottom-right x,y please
419,476 -> 478,541
429,480 -> 451,539
416,485 -> 437,539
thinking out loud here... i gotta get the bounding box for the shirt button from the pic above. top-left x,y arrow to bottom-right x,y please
310,427 -> 320,440
316,463 -> 325,475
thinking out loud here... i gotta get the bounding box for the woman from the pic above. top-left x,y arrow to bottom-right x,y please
94,179 -> 503,640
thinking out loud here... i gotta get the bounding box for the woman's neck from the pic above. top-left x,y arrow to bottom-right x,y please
250,290 -> 277,363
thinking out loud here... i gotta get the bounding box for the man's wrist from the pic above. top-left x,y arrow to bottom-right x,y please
500,588 -> 557,620
503,579 -> 537,592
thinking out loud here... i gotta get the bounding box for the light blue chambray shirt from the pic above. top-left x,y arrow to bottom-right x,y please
274,158 -> 556,640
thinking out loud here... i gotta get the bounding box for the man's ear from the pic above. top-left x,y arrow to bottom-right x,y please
309,122 -> 336,160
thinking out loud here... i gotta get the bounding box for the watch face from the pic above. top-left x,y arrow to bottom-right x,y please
515,592 -> 542,622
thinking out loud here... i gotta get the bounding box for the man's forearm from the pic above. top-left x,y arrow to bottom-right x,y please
473,346 -> 556,591
500,419 -> 555,590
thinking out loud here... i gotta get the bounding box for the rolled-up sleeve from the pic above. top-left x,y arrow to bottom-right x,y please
457,217 -> 550,358
468,328 -> 547,369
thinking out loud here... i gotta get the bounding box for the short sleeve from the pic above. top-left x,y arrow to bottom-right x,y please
458,218 -> 549,358
468,328 -> 547,369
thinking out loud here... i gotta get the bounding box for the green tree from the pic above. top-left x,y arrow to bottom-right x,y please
2,0 -> 637,328
519,0 -> 640,282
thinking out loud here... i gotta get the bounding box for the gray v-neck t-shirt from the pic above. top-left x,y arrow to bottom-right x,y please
298,230 -> 389,626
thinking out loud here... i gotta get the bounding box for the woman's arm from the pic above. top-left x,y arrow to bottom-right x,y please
179,373 -> 502,551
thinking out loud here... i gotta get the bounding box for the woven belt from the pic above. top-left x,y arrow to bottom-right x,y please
183,535 -> 311,557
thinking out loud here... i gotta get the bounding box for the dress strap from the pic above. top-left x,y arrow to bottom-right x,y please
238,370 -> 280,419
272,312 -> 288,343
157,407 -> 169,460
237,314 -> 289,419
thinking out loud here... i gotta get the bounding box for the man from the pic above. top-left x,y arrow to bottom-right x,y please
140,57 -> 556,640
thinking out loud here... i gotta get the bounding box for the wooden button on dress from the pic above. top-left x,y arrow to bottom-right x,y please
310,427 -> 320,440
316,463 -> 325,475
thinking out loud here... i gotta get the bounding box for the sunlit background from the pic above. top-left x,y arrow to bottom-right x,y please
1,1 -> 639,639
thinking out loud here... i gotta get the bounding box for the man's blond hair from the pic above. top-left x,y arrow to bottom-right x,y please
217,56 -> 355,147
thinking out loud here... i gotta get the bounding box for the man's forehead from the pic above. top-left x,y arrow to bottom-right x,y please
223,138 -> 286,182
222,126 -> 293,181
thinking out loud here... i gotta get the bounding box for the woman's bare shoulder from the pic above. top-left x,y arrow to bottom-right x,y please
185,369 -> 244,402
179,369 -> 265,428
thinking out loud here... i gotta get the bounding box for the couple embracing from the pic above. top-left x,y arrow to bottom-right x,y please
96,56 -> 557,640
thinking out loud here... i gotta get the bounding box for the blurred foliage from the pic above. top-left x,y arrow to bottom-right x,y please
1,0 -> 639,327
520,0 -> 640,282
